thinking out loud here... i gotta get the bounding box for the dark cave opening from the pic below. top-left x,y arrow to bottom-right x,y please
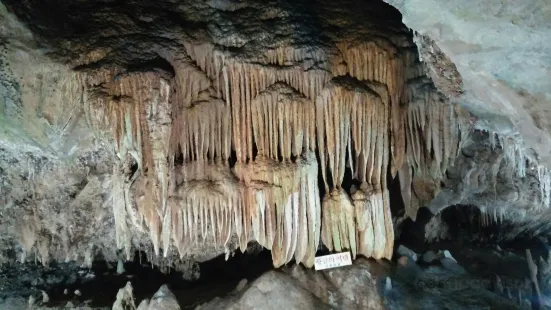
396,203 -> 551,286
8,248 -> 275,309
395,207 -> 434,254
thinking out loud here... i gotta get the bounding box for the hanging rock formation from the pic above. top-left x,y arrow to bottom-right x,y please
11,0 -> 551,271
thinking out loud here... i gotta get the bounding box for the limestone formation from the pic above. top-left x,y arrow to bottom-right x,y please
2,0 -> 550,276
0,0 -> 474,268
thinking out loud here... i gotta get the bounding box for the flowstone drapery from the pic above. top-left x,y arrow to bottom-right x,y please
77,34 -> 466,267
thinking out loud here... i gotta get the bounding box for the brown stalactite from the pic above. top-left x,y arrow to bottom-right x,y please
400,74 -> 467,220
76,35 -> 467,268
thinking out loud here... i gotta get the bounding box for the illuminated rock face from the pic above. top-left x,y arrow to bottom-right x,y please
2,0 -> 549,269
78,35 -> 449,267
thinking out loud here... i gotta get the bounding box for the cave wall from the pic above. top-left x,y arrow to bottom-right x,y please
385,0 -> 551,165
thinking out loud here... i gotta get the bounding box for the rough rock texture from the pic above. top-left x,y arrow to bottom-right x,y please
198,271 -> 333,310
0,250 -> 539,309
0,3 -> 121,265
196,257 -> 524,309
1,2 -> 551,309
385,0 -> 551,165
426,130 -> 551,240
380,0 -> 551,246
113,282 -> 137,310
135,285 -> 181,310
0,0 -> 471,267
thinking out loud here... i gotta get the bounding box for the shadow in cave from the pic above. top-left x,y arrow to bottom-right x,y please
39,248 -> 274,309
397,204 -> 551,269
438,204 -> 549,254
395,207 -> 434,254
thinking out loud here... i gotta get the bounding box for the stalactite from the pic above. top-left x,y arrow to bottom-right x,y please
401,78 -> 466,220
172,98 -> 232,164
264,46 -> 327,67
168,92 -> 235,256
182,42 -> 226,97
334,41 -> 409,176
169,163 -> 242,257
135,175 -> 163,255
146,79 -> 172,250
251,83 -> 316,160
316,78 -> 392,192
80,37 -> 480,268
234,152 -> 320,267
220,57 -> 329,162
315,80 -> 352,189
315,78 -> 394,260
321,189 -> 356,257
405,83 -> 463,179
84,72 -> 173,256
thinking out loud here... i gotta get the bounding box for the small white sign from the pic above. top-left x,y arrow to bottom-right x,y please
314,252 -> 352,270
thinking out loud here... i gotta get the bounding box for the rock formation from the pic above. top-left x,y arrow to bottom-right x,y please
1,0 -> 551,307
0,0 -> 470,267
